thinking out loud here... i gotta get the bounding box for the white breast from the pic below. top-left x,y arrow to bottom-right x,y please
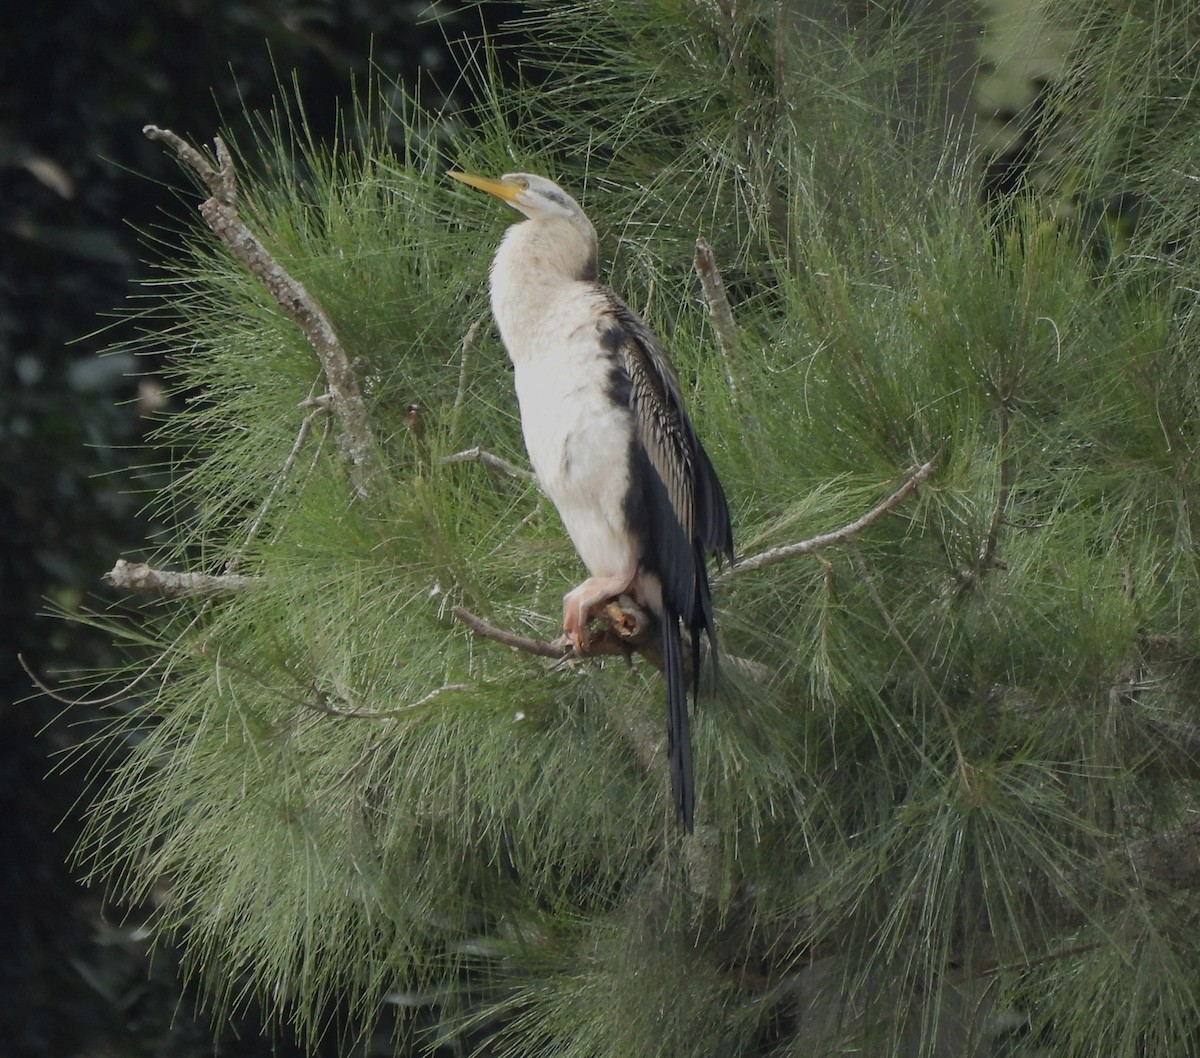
492,279 -> 639,579
514,353 -> 637,579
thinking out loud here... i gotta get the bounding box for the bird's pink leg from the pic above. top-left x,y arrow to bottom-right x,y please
561,566 -> 640,651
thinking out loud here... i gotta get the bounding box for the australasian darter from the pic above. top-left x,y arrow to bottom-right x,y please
449,170 -> 734,832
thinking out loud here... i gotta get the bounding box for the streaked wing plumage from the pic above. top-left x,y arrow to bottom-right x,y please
603,296 -> 733,586
599,295 -> 733,830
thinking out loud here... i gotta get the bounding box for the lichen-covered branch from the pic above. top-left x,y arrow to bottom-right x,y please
143,124 -> 380,498
104,559 -> 253,598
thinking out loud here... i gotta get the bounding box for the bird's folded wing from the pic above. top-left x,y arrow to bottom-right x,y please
603,296 -> 732,561
601,296 -> 730,626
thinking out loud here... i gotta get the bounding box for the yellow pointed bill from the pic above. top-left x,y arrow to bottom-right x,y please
448,170 -> 523,203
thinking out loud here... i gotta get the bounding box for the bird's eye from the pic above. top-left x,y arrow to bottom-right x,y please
513,177 -> 529,190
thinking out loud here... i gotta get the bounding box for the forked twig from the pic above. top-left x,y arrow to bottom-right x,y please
226,396 -> 330,573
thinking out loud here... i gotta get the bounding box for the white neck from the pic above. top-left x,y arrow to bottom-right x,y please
488,215 -> 599,364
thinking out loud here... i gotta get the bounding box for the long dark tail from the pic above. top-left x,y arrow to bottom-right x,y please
662,607 -> 695,832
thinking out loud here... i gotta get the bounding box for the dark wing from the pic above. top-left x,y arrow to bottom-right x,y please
598,293 -> 733,830
599,295 -> 733,609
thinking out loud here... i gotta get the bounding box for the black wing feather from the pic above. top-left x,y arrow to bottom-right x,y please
599,294 -> 733,831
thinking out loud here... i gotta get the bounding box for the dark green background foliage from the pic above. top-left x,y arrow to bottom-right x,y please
12,1 -> 1200,1056
1,2 -> 515,1054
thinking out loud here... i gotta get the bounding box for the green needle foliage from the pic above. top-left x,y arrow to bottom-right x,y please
78,1 -> 1200,1055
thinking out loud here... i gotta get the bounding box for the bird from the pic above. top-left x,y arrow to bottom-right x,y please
449,170 -> 733,831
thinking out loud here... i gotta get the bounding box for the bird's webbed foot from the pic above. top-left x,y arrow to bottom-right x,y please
560,569 -> 640,654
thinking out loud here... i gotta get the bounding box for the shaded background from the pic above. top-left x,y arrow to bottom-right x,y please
0,3 -> 517,1053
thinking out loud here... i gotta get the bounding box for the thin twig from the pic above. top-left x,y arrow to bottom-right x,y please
143,124 -> 379,499
694,237 -> 740,403
226,398 -> 329,573
19,595 -> 218,707
452,600 -> 656,662
307,682 -> 475,720
722,453 -> 940,582
453,318 -> 485,413
850,550 -> 970,783
104,559 -> 254,598
441,447 -> 535,481
193,641 -> 457,723
453,606 -> 570,659
976,402 -> 1011,576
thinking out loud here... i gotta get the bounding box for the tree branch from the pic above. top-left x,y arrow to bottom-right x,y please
694,237 -> 741,403
453,318 -> 486,413
452,597 -> 657,663
441,447 -> 536,481
453,606 -> 568,659
723,453 -> 939,581
143,124 -> 379,499
305,682 -> 476,720
453,598 -> 772,692
104,559 -> 253,598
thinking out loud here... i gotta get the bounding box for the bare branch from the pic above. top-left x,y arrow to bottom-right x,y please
453,606 -> 572,659
723,454 -> 939,581
143,124 -> 379,498
694,237 -> 741,402
453,597 -> 657,662
453,600 -> 776,699
104,559 -> 254,598
441,447 -> 536,481
454,318 -> 486,412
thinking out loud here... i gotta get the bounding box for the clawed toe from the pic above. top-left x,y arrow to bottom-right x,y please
557,623 -> 590,654
561,569 -> 639,657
